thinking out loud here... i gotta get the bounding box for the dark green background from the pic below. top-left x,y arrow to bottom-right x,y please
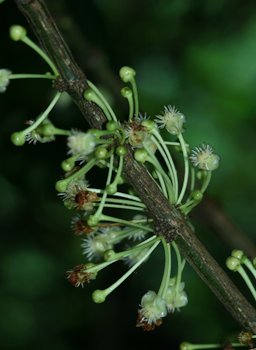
0,0 -> 256,349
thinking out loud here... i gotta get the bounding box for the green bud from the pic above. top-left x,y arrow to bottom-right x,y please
92,289 -> 106,303
55,180 -> 68,193
231,249 -> 244,260
191,190 -> 203,201
9,25 -> 27,41
141,119 -> 156,132
134,148 -> 148,163
84,88 -> 95,101
106,183 -> 117,195
106,121 -> 118,132
226,256 -> 241,271
121,86 -> 132,98
11,131 -> 26,146
87,215 -> 99,227
115,145 -> 127,157
95,146 -> 108,159
119,66 -> 136,83
40,123 -> 56,136
61,158 -> 75,172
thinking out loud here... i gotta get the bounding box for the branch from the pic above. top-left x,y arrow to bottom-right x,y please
14,0 -> 256,332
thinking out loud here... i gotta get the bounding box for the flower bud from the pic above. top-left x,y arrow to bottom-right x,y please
121,86 -> 132,98
106,183 -> 117,194
83,88 -> 95,101
226,256 -> 241,271
55,180 -> 68,193
106,121 -> 119,132
115,145 -> 127,156
95,146 -> 108,159
119,66 -> 136,83
61,157 -> 76,172
231,249 -> 244,260
191,190 -> 203,201
141,119 -> 156,133
87,215 -> 99,227
10,25 -> 27,41
11,131 -> 26,146
92,289 -> 106,303
134,148 -> 148,163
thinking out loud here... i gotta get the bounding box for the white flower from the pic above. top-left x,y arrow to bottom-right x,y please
66,263 -> 97,287
136,291 -> 167,330
67,130 -> 96,157
59,179 -> 89,201
0,69 -> 12,93
128,215 -> 148,241
124,247 -> 150,267
70,214 -> 95,236
164,278 -> 188,312
59,180 -> 99,211
25,120 -> 56,144
190,144 -> 220,171
81,228 -> 114,261
155,105 -> 185,135
125,123 -> 148,148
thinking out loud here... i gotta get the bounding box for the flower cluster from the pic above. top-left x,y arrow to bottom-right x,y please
5,25 -> 220,331
180,330 -> 256,350
226,249 -> 256,302
180,253 -> 256,350
137,276 -> 188,331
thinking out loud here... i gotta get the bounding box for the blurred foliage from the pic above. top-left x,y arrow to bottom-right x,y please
0,0 -> 256,349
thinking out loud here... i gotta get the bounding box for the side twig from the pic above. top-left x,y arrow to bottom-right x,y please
195,197 -> 256,257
